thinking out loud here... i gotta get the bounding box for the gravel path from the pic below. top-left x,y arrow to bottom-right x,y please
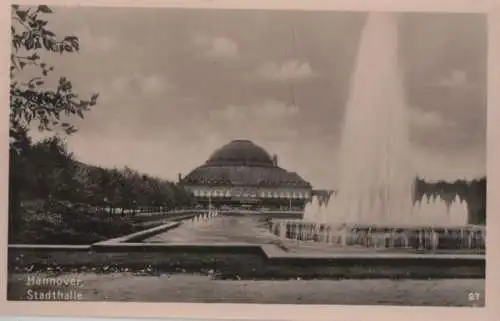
8,273 -> 484,306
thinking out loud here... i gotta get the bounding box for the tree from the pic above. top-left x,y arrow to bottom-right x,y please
72,162 -> 94,204
88,167 -> 113,210
102,168 -> 124,215
8,129 -> 31,240
37,138 -> 79,201
117,167 -> 142,215
9,5 -> 99,240
10,5 -> 98,151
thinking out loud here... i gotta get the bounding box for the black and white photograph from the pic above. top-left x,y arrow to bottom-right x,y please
6,3 -> 487,309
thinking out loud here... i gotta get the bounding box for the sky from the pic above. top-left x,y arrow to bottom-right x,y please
21,7 -> 487,188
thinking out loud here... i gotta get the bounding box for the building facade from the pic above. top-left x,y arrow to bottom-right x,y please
179,140 -> 313,210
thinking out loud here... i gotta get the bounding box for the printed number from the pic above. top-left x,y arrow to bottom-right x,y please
468,292 -> 480,301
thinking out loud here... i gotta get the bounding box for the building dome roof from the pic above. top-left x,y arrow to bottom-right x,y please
181,140 -> 312,188
204,139 -> 274,167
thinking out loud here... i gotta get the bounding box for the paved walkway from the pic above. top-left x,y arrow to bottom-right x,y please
145,215 -> 279,244
8,272 -> 484,306
143,216 -> 484,257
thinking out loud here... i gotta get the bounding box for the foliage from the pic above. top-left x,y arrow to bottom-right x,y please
14,201 -> 137,244
10,136 -> 195,244
414,177 -> 486,225
9,4 -> 100,241
10,4 -> 98,152
8,5 -> 194,244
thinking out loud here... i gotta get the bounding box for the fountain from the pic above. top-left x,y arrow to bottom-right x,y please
303,197 -> 319,222
270,12 -> 485,251
185,206 -> 219,228
328,12 -> 414,226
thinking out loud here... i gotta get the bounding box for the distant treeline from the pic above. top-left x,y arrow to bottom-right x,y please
8,135 -> 195,244
413,177 -> 486,225
316,177 -> 486,225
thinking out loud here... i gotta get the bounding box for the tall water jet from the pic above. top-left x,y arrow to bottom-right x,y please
328,12 -> 415,225
273,12 -> 483,250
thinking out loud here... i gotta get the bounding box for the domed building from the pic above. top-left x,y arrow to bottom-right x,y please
179,140 -> 312,210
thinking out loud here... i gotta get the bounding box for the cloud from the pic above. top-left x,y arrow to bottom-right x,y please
412,148 -> 485,182
75,27 -> 116,52
210,100 -> 299,121
108,73 -> 170,95
257,59 -> 317,81
434,69 -> 473,88
141,75 -> 168,94
193,35 -> 239,58
88,73 -> 172,105
410,108 -> 455,129
208,100 -> 299,141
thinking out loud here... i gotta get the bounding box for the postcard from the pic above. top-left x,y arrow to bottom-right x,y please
1,0 -> 498,320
